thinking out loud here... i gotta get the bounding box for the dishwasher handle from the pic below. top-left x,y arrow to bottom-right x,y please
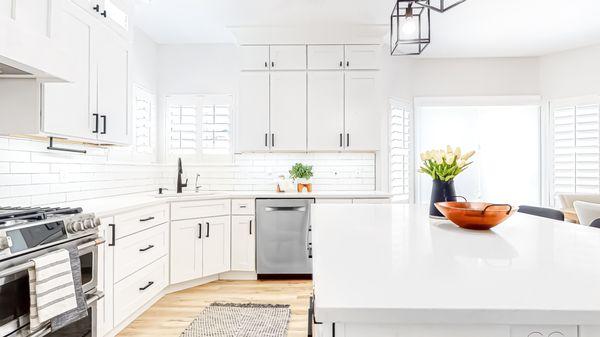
264,206 -> 307,212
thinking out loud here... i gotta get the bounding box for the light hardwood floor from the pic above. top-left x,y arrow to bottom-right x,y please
117,280 -> 313,337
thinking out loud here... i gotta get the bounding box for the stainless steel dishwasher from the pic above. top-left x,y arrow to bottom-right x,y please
256,198 -> 315,277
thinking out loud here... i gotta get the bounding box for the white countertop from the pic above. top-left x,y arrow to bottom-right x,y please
311,204 -> 600,325
68,190 -> 391,218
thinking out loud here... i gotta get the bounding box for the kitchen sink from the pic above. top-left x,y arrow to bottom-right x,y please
154,191 -> 217,198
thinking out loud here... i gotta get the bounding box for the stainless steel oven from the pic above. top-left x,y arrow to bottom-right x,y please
34,291 -> 103,337
0,237 -> 103,337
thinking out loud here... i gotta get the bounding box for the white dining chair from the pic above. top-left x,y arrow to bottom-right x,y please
559,194 -> 600,209
573,201 -> 600,226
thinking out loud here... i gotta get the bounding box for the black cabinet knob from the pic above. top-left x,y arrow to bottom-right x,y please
93,4 -> 100,12
101,10 -> 107,17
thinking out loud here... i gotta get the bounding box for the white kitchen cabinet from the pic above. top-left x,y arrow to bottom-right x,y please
238,72 -> 270,152
307,71 -> 345,151
96,22 -> 129,144
0,1 -> 12,19
344,71 -> 380,151
307,45 -> 345,70
42,3 -> 93,140
70,0 -> 129,37
231,215 -> 255,271
269,45 -> 306,70
202,215 -> 231,276
13,0 -> 50,36
344,45 -> 379,70
97,216 -> 115,336
240,45 -> 270,70
170,218 -> 203,284
270,71 -> 307,151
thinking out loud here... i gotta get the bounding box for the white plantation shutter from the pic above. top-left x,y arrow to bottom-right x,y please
389,100 -> 411,202
552,98 -> 600,203
166,95 -> 232,159
133,86 -> 154,154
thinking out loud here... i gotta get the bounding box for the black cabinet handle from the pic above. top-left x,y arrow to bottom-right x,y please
139,281 -> 154,291
346,61 -> 350,67
100,115 -> 106,134
249,219 -> 253,235
264,133 -> 268,147
139,216 -> 155,222
206,222 -> 210,238
339,61 -> 343,67
93,4 -> 100,12
271,61 -> 275,68
93,113 -> 99,133
139,245 -> 154,252
264,61 -> 268,68
198,223 -> 202,239
271,134 -> 275,147
346,133 -> 350,147
339,133 -> 343,147
108,224 -> 115,246
101,10 -> 107,17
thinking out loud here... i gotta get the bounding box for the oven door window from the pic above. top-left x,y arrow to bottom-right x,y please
79,252 -> 93,286
0,272 -> 29,336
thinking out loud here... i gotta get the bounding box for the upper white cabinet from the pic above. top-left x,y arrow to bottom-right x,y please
307,45 -> 345,70
42,3 -> 93,140
238,72 -> 270,152
270,71 -> 307,151
307,71 -> 345,151
344,45 -> 379,70
345,71 -> 380,151
269,45 -> 306,70
70,0 -> 129,37
240,45 -> 270,70
240,45 -> 306,71
96,23 -> 129,144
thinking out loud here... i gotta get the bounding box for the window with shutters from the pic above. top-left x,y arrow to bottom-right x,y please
133,86 -> 155,154
551,97 -> 600,205
165,94 -> 232,161
389,99 -> 411,202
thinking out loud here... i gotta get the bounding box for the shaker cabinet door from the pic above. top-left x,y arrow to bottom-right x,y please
240,45 -> 270,70
202,216 -> 231,277
231,216 -> 255,272
307,71 -> 345,151
269,71 -> 307,151
170,219 -> 203,284
238,72 -> 270,152
344,71 -> 380,151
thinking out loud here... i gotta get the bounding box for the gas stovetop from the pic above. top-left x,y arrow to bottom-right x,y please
0,206 -> 100,261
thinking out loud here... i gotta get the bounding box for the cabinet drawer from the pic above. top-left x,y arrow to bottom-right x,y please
114,223 -> 169,282
231,199 -> 255,215
114,204 -> 168,239
171,199 -> 231,220
114,256 -> 168,326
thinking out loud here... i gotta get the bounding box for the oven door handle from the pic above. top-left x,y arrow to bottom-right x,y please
28,325 -> 52,337
86,291 -> 104,307
0,238 -> 106,279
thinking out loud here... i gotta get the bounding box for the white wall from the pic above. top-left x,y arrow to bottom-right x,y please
131,28 -> 159,93
540,44 -> 600,99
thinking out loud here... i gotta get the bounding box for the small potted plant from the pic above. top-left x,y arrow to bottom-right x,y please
419,146 -> 475,218
289,163 -> 314,192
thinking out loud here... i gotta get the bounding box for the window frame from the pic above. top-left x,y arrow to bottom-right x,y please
164,93 -> 234,164
388,98 -> 413,203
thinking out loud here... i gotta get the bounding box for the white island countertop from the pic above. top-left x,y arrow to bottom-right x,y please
311,204 -> 600,326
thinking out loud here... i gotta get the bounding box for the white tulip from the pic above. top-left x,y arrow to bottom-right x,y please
462,150 -> 475,161
445,153 -> 455,163
454,147 -> 461,158
420,152 -> 429,161
434,152 -> 444,164
446,145 -> 453,154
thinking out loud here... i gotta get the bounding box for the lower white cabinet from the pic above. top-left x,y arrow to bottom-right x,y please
113,223 -> 169,282
231,215 -> 255,271
97,216 -> 115,336
171,215 -> 231,283
113,256 -> 169,326
170,218 -> 203,284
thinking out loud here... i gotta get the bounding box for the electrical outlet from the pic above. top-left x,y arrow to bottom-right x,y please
510,326 -> 577,337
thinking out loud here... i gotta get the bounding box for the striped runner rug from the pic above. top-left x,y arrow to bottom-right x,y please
180,303 -> 291,337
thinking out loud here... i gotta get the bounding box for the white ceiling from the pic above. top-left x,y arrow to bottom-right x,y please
134,0 -> 600,57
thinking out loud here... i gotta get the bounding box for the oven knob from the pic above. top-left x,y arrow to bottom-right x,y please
65,220 -> 76,234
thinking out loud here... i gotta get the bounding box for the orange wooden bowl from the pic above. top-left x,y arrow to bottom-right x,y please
434,202 -> 516,230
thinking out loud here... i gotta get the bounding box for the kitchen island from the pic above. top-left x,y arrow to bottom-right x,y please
311,204 -> 600,337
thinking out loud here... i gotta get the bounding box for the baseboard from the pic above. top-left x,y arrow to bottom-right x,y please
219,271 -> 258,280
165,275 -> 219,294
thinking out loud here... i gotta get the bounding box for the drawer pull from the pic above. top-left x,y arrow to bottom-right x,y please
206,222 -> 210,238
240,205 -> 247,208
249,219 -> 253,235
139,216 -> 155,222
198,223 -> 202,239
139,281 -> 154,291
139,245 -> 154,252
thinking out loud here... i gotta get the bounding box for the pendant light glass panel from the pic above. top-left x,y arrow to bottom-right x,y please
415,0 -> 466,12
390,1 -> 430,55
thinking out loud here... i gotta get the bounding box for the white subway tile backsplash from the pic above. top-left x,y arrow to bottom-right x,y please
0,136 -> 375,206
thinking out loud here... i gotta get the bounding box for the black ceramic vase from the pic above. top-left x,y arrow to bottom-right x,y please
429,179 -> 457,218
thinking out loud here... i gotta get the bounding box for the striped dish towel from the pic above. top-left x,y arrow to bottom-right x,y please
28,249 -> 78,330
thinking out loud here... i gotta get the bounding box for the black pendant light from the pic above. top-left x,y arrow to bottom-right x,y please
390,0 -> 431,56
415,0 -> 466,13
